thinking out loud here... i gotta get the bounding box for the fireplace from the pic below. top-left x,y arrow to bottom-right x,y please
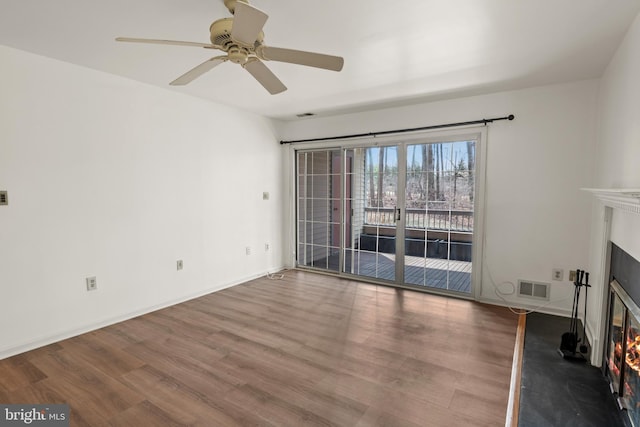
605,243 -> 640,426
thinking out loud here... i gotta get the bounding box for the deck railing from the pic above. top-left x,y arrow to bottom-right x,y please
364,207 -> 473,232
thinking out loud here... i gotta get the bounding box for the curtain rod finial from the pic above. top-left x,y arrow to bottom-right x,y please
508,114 -> 515,120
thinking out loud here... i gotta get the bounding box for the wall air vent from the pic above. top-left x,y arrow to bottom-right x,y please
0,191 -> 7,206
518,279 -> 550,300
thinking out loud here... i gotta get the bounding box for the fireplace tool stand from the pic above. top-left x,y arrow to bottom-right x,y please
558,269 -> 590,361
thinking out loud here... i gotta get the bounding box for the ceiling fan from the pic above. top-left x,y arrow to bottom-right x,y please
116,0 -> 344,95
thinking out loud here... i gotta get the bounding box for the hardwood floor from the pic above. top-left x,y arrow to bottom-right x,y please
0,270 -> 518,426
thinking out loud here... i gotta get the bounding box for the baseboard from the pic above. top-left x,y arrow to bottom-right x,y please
586,320 -> 602,367
0,266 -> 284,360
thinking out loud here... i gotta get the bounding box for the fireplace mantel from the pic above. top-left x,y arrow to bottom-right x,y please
582,188 -> 640,215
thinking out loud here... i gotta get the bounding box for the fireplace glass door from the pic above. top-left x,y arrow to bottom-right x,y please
625,314 -> 640,426
607,279 -> 640,427
608,291 -> 626,395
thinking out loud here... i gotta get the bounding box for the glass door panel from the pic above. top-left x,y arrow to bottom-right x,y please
403,141 -> 474,294
609,292 -> 626,394
297,150 -> 342,272
623,313 -> 640,426
608,291 -> 626,394
343,146 -> 398,282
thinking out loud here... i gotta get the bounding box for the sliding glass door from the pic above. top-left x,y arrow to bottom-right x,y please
296,135 -> 478,295
403,141 -> 474,293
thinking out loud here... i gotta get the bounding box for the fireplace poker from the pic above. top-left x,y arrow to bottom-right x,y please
580,272 -> 591,354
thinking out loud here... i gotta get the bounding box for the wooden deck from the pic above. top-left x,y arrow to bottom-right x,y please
309,252 -> 472,293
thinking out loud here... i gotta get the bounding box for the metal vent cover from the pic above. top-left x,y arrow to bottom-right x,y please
0,191 -> 7,206
518,280 -> 550,300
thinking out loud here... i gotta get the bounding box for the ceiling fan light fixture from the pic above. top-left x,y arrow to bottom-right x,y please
228,47 -> 249,64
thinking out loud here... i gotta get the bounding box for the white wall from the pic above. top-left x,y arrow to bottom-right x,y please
279,79 -> 599,315
0,46 -> 285,358
587,12 -> 640,366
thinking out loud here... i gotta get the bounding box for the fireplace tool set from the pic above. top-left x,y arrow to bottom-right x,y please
558,269 -> 591,360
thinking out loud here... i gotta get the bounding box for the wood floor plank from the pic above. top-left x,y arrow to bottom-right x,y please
58,335 -> 145,378
0,270 -> 518,426
119,365 -> 238,426
28,350 -> 145,425
0,354 -> 47,392
105,400 -> 188,427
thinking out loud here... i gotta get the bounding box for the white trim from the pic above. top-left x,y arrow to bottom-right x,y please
505,314 -> 526,427
582,188 -> 640,214
285,144 -> 297,268
473,127 -> 488,301
592,208 -> 612,367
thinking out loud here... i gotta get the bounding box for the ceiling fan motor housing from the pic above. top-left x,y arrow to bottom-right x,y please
209,18 -> 263,52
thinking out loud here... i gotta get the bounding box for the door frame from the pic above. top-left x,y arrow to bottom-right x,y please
287,126 -> 487,300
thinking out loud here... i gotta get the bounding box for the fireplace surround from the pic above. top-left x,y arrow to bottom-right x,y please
585,188 -> 640,427
605,244 -> 640,426
582,187 -> 640,368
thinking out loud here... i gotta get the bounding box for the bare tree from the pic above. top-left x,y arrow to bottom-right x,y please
377,147 -> 385,207
426,144 -> 435,201
437,143 -> 445,200
466,141 -> 475,204
367,149 -> 375,207
453,157 -> 466,208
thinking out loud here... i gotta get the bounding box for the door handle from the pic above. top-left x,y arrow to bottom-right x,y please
396,208 -> 401,221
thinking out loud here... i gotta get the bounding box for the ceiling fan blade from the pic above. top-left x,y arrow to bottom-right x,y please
116,37 -> 215,49
170,56 -> 228,86
259,46 -> 344,71
231,2 -> 268,46
244,59 -> 287,94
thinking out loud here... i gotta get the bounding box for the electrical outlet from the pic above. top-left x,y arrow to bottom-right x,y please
86,276 -> 97,291
177,260 -> 183,271
569,270 -> 577,281
246,246 -> 251,255
552,268 -> 564,281
0,191 -> 7,206
265,243 -> 270,252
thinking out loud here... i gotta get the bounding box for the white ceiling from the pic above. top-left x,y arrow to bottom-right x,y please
2,0 -> 639,120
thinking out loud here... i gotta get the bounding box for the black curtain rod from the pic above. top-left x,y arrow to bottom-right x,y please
280,114 -> 515,145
